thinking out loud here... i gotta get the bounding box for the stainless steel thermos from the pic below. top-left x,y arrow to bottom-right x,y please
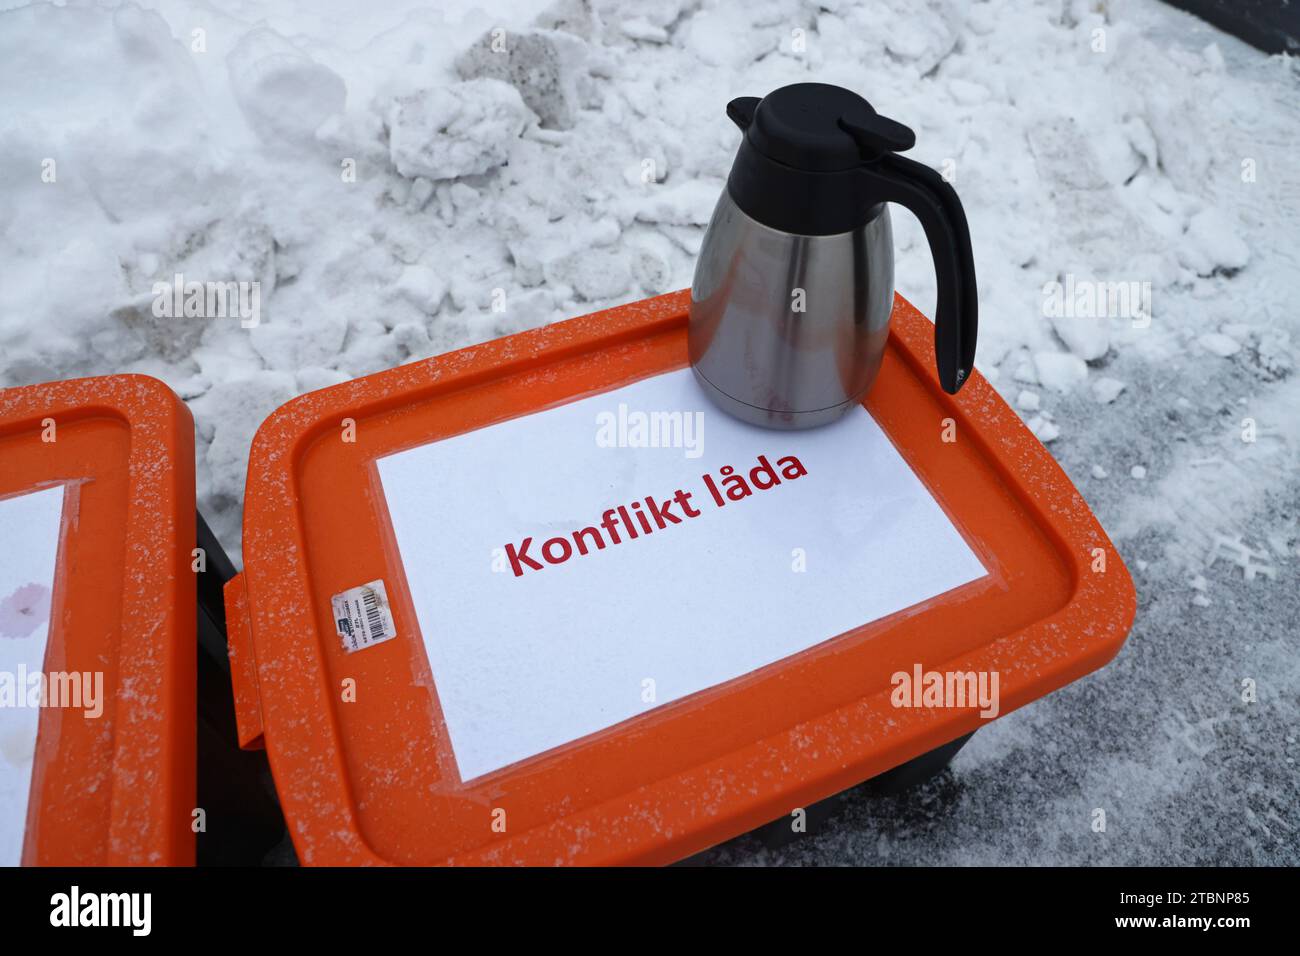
689,83 -> 978,429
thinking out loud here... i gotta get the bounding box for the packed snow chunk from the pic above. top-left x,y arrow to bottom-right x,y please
1123,116 -> 1160,173
394,264 -> 448,315
1091,376 -> 1126,404
621,18 -> 669,43
1011,354 -> 1039,385
0,3 -> 221,225
1050,312 -> 1111,361
535,0 -> 596,40
1178,206 -> 1250,276
1033,351 -> 1088,393
633,179 -> 722,227
627,229 -> 678,295
1201,42 -> 1226,73
681,3 -> 774,68
195,371 -> 298,505
1130,465 -> 1147,480
1027,415 -> 1061,443
587,0 -> 684,44
227,28 -> 346,147
2,237 -> 129,381
543,247 -> 631,302
248,315 -> 348,371
878,6 -> 959,74
1091,464 -> 1108,479
385,79 -> 533,181
948,78 -> 991,106
1016,389 -> 1041,411
455,29 -> 589,130
1197,332 -> 1242,358
1253,329 -> 1295,380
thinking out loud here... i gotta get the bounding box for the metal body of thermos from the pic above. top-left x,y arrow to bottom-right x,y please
690,191 -> 896,429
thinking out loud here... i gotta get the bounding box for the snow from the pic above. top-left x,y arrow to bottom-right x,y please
386,79 -> 534,181
1050,309 -> 1111,361
1033,350 -> 1089,393
1091,376 -> 1127,404
1015,389 -> 1040,411
1,0 -> 1296,865
455,28 -> 589,130
228,27 -> 348,148
1180,205 -> 1252,276
1198,331 -> 1243,357
1026,414 -> 1061,443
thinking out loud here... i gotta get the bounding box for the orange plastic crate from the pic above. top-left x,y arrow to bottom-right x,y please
226,290 -> 1135,865
0,375 -> 196,865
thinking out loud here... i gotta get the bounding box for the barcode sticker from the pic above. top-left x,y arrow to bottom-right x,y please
331,579 -> 397,653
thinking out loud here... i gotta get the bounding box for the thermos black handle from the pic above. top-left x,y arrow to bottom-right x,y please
843,118 -> 978,395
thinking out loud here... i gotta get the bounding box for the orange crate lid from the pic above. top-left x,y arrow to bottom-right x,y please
0,375 -> 196,865
228,290 -> 1135,865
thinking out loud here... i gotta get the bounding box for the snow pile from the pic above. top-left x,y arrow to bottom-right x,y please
4,0 -> 1292,562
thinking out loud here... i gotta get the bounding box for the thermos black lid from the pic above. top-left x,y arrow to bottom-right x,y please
724,83 -> 921,236
732,82 -> 915,173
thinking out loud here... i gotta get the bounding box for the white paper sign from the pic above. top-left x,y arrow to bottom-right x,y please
378,369 -> 987,781
0,485 -> 65,865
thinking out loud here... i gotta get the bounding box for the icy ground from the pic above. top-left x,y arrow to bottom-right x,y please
1,0 -> 1297,864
